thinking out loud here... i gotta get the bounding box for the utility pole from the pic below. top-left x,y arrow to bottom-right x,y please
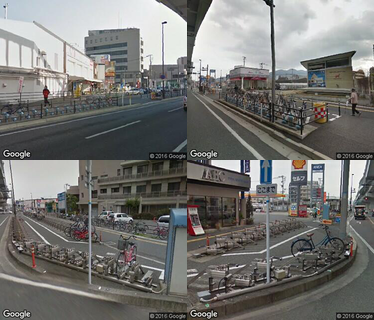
264,0 -> 276,123
243,56 -> 246,67
199,59 -> 202,91
161,21 -> 167,99
87,160 -> 92,285
220,69 -> 222,88
3,3 -> 8,20
9,160 -> 16,215
350,173 -> 354,211
340,160 -> 349,239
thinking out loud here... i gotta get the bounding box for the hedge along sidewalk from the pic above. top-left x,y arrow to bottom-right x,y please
0,96 -> 183,134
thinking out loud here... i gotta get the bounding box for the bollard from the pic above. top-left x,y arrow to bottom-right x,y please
100,231 -> 102,242
338,101 -> 341,116
31,245 -> 36,268
40,104 -> 43,119
206,234 -> 210,246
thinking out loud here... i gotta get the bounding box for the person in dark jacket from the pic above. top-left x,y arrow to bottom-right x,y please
43,86 -> 50,106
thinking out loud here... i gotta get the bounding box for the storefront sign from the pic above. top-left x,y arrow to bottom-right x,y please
291,171 -> 307,185
312,164 -> 325,172
188,162 -> 249,189
291,160 -> 308,171
289,203 -> 298,217
308,70 -> 326,87
299,205 -> 307,217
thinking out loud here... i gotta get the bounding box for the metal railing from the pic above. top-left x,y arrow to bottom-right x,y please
98,167 -> 187,183
98,190 -> 187,200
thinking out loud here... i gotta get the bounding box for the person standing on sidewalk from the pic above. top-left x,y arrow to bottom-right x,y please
349,88 -> 361,116
43,85 -> 50,106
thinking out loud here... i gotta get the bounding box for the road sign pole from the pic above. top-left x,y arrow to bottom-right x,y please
87,160 -> 92,285
266,195 -> 270,284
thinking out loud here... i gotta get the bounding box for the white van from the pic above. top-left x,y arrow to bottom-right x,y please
157,215 -> 170,228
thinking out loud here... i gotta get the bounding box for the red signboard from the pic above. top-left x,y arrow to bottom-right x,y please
299,205 -> 308,217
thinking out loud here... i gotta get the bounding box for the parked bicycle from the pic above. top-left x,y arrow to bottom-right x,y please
291,224 -> 345,257
116,235 -> 143,279
129,221 -> 149,234
153,226 -> 169,240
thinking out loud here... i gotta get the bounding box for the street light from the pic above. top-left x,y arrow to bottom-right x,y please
264,0 -> 276,123
161,21 -> 167,99
350,174 -> 354,211
64,183 -> 70,215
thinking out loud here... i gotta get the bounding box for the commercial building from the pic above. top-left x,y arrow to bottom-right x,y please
0,161 -> 8,209
300,51 -> 355,91
85,28 -> 143,87
187,161 -> 250,229
229,66 -> 269,90
0,19 -> 96,100
289,181 -> 320,205
150,56 -> 187,88
77,160 -> 187,215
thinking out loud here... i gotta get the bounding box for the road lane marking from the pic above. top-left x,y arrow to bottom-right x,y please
0,217 -> 8,227
23,216 -> 83,244
193,93 -> 265,159
367,215 -> 374,225
142,265 -> 164,272
24,221 -> 51,245
0,272 -> 113,302
168,107 -> 184,112
173,139 -> 187,152
350,225 -> 374,255
222,227 -> 318,256
85,120 -> 141,139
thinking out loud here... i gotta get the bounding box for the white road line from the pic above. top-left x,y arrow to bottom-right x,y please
0,272 -> 112,301
24,221 -> 51,245
187,268 -> 198,274
159,270 -> 165,281
187,273 -> 199,278
173,139 -> 187,152
0,217 -> 8,227
85,120 -> 141,139
350,225 -> 374,255
193,93 -> 265,159
222,227 -> 318,257
24,216 -> 82,244
141,265 -> 164,272
168,107 -> 184,112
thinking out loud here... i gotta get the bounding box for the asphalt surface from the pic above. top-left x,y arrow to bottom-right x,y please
0,214 -> 154,320
19,213 -> 167,281
187,90 -> 310,160
0,97 -> 187,159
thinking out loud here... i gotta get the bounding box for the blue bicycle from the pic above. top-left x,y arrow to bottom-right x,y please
291,224 -> 345,257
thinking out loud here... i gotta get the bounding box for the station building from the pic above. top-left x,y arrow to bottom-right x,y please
300,51 -> 355,91
229,66 -> 269,90
187,161 -> 250,229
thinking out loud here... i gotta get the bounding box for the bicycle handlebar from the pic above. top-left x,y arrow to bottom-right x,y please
120,234 -> 137,241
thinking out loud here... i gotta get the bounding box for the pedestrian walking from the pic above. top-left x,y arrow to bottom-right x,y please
349,88 -> 361,116
43,85 -> 50,106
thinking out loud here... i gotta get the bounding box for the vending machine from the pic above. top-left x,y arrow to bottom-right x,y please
187,205 -> 205,236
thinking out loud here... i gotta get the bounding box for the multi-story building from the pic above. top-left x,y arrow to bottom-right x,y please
289,181 -> 320,205
150,56 -> 187,88
0,161 -> 8,210
77,160 -> 187,215
85,28 -> 143,87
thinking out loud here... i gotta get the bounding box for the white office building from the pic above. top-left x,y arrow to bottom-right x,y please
0,19 -> 95,100
85,28 -> 143,87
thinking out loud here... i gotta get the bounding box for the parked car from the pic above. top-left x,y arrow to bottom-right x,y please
0,209 -> 5,215
113,213 -> 133,223
99,211 -> 114,221
157,215 -> 170,228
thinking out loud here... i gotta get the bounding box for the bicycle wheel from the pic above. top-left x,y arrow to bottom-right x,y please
291,239 -> 313,257
64,226 -> 72,237
159,229 -> 168,240
326,237 -> 345,255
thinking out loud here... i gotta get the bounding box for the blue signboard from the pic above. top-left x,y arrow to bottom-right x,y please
308,70 -> 326,87
57,192 -> 65,201
244,160 -> 250,173
312,164 -> 325,173
260,160 -> 272,184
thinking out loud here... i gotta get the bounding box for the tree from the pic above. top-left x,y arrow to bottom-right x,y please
125,198 -> 140,214
67,194 -> 78,214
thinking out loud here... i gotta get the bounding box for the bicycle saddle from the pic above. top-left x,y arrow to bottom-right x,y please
307,233 -> 314,237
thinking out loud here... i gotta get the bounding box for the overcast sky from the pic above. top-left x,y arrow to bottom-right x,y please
6,0 -> 186,67
212,160 -> 366,198
192,0 -> 374,78
3,161 -> 79,200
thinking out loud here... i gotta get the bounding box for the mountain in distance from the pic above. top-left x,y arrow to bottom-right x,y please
269,69 -> 307,78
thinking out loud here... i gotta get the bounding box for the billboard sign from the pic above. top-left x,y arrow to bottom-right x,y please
308,70 -> 326,87
312,164 -> 325,172
291,171 -> 307,185
58,192 -> 66,210
291,160 -> 308,171
91,54 -> 111,64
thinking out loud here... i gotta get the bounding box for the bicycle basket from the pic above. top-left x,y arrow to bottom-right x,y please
117,238 -> 127,250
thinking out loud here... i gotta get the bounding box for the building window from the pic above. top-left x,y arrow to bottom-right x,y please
100,189 -> 107,194
111,187 -> 120,193
136,185 -> 146,193
123,167 -> 132,176
117,169 -> 121,176
92,190 -> 98,198
151,184 -> 162,193
81,193 -> 84,198
110,37 -> 113,41
152,162 -> 163,172
95,39 -> 97,43
90,40 -> 93,44
92,176 -> 98,180
116,36 -> 118,40
168,182 -> 180,192
123,186 -> 131,194
137,165 -> 148,174
170,160 -> 183,169
128,74 -> 133,78
100,38 -> 102,42
105,37 -> 107,41
81,175 -> 84,180
100,174 -> 108,178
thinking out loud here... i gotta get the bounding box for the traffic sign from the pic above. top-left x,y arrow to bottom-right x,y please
260,160 -> 272,184
256,183 -> 277,196
160,75 -> 166,79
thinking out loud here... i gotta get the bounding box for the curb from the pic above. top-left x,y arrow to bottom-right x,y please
188,238 -> 357,319
214,98 -> 331,160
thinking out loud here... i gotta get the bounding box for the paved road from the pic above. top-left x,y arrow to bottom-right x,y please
196,213 -> 374,320
187,91 -> 311,160
0,97 -> 187,159
19,213 -> 167,280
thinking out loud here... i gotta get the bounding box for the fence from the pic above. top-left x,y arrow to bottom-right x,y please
222,89 -> 329,135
